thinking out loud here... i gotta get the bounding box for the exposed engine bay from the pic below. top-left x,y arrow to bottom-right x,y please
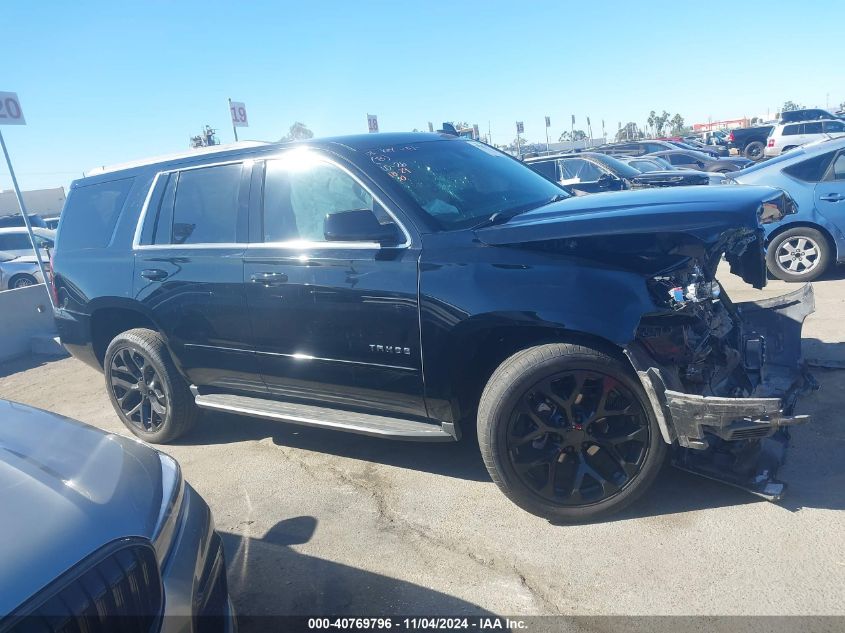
477,187 -> 813,500
628,256 -> 816,500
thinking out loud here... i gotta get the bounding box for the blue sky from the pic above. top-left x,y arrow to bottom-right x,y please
2,0 -> 843,192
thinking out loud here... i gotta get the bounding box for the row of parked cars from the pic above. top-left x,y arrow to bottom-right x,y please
2,127 -> 835,628
524,134 -> 845,281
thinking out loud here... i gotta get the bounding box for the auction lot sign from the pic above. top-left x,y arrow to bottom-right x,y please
0,92 -> 26,125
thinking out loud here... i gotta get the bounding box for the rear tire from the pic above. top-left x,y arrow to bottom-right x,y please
104,328 -> 199,443
743,141 -> 765,161
477,343 -> 666,523
766,227 -> 831,282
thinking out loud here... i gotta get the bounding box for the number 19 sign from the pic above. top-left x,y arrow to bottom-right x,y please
229,101 -> 248,127
0,92 -> 26,126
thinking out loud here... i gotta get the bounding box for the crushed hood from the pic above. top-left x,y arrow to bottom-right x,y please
476,185 -> 793,288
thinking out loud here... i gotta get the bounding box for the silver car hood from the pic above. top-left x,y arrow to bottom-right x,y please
0,400 -> 164,615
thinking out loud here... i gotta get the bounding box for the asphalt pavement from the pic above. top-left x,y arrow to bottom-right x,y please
1,265 -> 843,627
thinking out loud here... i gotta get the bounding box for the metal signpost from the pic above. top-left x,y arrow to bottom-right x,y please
228,99 -> 248,142
0,91 -> 54,308
515,121 -> 524,155
545,116 -> 550,151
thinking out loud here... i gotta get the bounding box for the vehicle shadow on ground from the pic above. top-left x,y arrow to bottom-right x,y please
178,366 -> 845,519
221,516 -> 492,628
180,410 -> 491,482
0,353 -> 64,379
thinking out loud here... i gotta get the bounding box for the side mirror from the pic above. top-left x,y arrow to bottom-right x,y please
324,209 -> 400,246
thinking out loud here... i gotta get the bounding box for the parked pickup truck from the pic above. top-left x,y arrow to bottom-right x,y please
727,125 -> 774,161
52,133 -> 816,522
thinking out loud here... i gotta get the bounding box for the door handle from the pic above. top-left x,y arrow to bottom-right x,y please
819,193 -> 845,202
250,271 -> 288,286
140,268 -> 169,282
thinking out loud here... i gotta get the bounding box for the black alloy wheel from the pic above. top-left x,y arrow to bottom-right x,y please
477,342 -> 666,522
506,370 -> 649,506
109,347 -> 168,432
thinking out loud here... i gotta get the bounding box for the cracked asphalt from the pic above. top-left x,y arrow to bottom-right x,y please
1,265 -> 844,626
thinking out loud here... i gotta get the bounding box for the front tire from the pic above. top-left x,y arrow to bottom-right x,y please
766,227 -> 831,282
477,343 -> 666,522
9,274 -> 37,289
104,328 -> 199,443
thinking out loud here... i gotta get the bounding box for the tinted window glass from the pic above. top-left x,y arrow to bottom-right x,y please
830,153 -> 845,180
804,122 -> 823,134
58,178 -> 134,250
668,154 -> 692,165
823,121 -> 845,133
152,174 -> 177,245
783,152 -> 834,182
558,159 -> 603,182
782,125 -> 799,136
263,158 -> 377,242
0,233 -> 32,250
171,163 -> 242,244
528,160 -> 558,182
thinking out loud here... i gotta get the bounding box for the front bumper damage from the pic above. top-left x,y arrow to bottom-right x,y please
628,284 -> 818,500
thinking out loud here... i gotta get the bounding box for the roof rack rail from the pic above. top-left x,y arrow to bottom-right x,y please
85,140 -> 272,176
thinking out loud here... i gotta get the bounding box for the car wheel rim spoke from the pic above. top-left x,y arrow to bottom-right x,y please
109,346 -> 167,432
777,236 -> 820,274
506,369 -> 649,506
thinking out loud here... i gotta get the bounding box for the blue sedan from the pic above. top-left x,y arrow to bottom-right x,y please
732,137 -> 845,281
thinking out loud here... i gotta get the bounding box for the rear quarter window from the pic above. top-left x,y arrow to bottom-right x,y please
782,152 -> 835,182
58,177 -> 134,249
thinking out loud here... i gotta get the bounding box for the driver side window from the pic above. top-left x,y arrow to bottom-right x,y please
263,159 -> 377,242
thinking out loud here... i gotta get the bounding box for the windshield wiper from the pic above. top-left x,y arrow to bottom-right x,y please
471,194 -> 568,230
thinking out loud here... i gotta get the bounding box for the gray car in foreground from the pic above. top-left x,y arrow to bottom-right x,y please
0,399 -> 235,632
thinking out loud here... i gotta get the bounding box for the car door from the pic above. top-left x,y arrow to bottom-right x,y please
133,159 -> 265,393
815,150 -> 845,234
244,151 -> 427,419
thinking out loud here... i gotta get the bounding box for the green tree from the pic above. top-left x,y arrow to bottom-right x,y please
669,113 -> 685,135
654,110 -> 671,136
647,110 -> 657,135
616,122 -> 640,140
280,122 -> 314,141
781,101 -> 804,112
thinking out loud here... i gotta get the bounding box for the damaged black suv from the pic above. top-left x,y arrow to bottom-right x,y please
52,133 -> 815,522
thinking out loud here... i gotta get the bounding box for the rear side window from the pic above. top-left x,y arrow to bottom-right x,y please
783,152 -> 835,182
528,160 -> 558,181
804,122 -> 823,134
170,163 -> 243,244
0,233 -> 33,250
829,153 -> 845,181
782,125 -> 800,136
58,178 -> 134,250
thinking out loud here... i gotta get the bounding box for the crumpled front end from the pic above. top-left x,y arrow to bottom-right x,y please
627,281 -> 816,500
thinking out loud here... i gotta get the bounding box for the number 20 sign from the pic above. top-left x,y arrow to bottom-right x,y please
0,92 -> 26,126
229,101 -> 248,128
